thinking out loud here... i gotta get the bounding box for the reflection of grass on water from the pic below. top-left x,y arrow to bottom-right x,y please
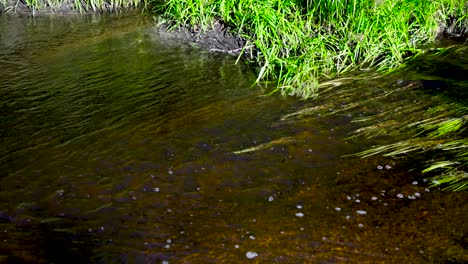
156,0 -> 467,97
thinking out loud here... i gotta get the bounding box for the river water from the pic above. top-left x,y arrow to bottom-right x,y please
0,14 -> 466,263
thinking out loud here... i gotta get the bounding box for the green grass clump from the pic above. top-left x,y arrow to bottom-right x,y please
155,0 -> 467,97
1,0 -> 146,15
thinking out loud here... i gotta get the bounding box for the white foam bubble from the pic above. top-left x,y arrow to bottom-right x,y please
246,251 -> 258,259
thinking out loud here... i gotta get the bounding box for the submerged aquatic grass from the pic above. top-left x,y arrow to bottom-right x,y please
156,0 -> 467,97
357,112 -> 467,191
279,45 -> 467,191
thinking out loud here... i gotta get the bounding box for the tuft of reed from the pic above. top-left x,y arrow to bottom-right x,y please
155,0 -> 467,97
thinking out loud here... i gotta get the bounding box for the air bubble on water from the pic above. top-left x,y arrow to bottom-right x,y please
425,188 -> 430,192
346,215 -> 351,220
196,187 -> 201,191
164,244 -> 170,249
300,227 -> 304,231
166,239 -> 172,244
162,261 -> 169,264
385,165 -> 392,170
295,212 -> 304,217
377,165 -> 383,170
355,199 -> 360,203
56,189 -> 64,196
423,178 -> 427,183
167,209 -> 172,213
358,224 -> 364,228
408,195 -> 416,200
412,181 -> 418,185
335,207 -> 341,212
268,196 -> 274,202
249,235 -> 255,240
168,170 -> 173,175
296,205 -> 303,209
356,210 -> 367,215
346,196 -> 352,200
371,196 -> 378,201
154,187 -> 160,192
397,194 -> 404,198
322,237 -> 327,241
246,251 -> 258,259
383,203 -> 388,206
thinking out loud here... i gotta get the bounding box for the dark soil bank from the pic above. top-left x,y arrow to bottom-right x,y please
154,19 -> 257,59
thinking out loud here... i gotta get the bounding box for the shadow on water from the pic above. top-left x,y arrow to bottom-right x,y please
0,14 -> 467,263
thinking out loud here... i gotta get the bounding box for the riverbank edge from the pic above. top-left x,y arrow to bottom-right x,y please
156,1 -> 468,98
0,0 -> 145,16
154,15 -> 468,64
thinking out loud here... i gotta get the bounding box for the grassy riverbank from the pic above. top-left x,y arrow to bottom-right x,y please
0,0 -> 146,14
156,0 -> 466,97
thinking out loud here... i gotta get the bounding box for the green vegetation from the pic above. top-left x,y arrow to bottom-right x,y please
357,107 -> 467,191
155,0 -> 466,97
0,0 -> 145,15
349,46 -> 468,191
279,45 -> 467,191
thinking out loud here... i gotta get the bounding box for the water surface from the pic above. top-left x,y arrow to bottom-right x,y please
0,14 -> 467,263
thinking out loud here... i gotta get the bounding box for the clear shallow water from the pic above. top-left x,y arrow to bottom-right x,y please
0,14 -> 467,263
